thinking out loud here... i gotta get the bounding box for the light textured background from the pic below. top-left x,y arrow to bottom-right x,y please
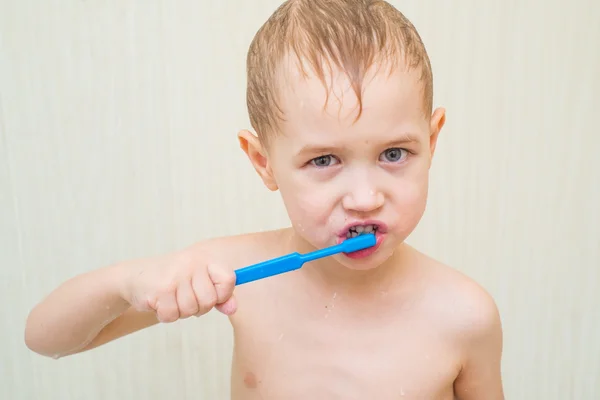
1,1 -> 599,399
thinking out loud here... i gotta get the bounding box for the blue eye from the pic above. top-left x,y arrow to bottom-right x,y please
380,148 -> 408,163
311,155 -> 338,167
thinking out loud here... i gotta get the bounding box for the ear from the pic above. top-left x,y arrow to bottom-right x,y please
237,130 -> 278,191
428,107 -> 446,161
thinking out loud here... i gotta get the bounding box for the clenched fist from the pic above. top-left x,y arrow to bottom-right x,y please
119,250 -> 237,322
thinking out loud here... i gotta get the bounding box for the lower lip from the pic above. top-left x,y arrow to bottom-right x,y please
340,231 -> 384,259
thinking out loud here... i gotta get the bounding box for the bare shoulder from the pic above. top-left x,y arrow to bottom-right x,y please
417,250 -> 502,340
189,227 -> 292,268
412,248 -> 504,397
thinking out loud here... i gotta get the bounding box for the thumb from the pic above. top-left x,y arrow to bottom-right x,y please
207,263 -> 236,304
215,295 -> 237,315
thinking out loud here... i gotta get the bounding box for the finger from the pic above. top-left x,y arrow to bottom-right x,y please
215,295 -> 237,315
191,268 -> 217,316
155,291 -> 180,323
176,279 -> 200,319
207,264 -> 236,305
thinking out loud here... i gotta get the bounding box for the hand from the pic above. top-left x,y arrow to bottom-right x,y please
119,250 -> 237,322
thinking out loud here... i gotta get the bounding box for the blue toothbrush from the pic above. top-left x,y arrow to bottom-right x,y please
234,233 -> 376,285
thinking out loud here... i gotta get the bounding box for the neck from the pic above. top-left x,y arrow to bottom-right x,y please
282,227 -> 411,294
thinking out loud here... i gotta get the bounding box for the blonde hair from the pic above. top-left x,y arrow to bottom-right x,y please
246,0 -> 433,145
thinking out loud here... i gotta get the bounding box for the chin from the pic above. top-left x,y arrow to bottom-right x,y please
335,252 -> 394,271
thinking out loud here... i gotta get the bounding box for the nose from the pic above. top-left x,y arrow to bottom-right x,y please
342,180 -> 384,213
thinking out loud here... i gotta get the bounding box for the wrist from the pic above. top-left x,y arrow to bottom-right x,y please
106,260 -> 137,305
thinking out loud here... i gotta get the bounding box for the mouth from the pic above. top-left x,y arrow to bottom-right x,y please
338,221 -> 387,239
337,221 -> 387,259
344,223 -> 379,239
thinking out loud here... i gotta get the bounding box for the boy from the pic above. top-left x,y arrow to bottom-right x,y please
25,0 -> 504,399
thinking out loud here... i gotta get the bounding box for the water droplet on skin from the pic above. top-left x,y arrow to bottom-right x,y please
51,354 -> 61,360
324,292 -> 338,319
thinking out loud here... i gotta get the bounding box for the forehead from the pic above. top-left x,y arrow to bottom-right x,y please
275,59 -> 428,146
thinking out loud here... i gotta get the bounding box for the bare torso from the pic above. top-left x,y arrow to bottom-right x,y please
229,286 -> 461,399
202,229 -> 479,399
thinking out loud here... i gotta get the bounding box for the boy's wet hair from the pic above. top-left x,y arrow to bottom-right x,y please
246,0 -> 434,145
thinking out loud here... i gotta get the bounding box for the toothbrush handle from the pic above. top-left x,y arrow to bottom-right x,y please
234,253 -> 303,285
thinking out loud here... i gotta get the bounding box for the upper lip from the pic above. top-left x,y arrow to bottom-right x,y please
337,220 -> 388,237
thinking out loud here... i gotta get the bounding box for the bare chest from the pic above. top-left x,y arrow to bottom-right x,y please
229,305 -> 460,400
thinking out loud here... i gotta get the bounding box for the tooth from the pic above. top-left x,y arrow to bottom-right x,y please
351,231 -> 358,238
364,225 -> 373,232
355,226 -> 364,233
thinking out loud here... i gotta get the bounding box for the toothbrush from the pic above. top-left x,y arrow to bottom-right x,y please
234,233 -> 376,285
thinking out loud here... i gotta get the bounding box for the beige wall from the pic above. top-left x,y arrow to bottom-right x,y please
1,1 -> 598,398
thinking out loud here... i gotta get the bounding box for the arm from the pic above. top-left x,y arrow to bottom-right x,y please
24,248 -> 237,359
453,290 -> 505,400
24,262 -> 158,358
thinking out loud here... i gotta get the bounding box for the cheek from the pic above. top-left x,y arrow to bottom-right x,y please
271,164 -> 340,239
283,191 -> 331,225
392,176 -> 429,230
277,178 -> 337,234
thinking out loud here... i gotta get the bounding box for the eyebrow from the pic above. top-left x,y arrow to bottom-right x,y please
383,132 -> 422,147
295,145 -> 338,157
295,132 -> 422,157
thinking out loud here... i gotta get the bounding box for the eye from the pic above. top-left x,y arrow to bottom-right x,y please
310,155 -> 339,168
380,148 -> 408,163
